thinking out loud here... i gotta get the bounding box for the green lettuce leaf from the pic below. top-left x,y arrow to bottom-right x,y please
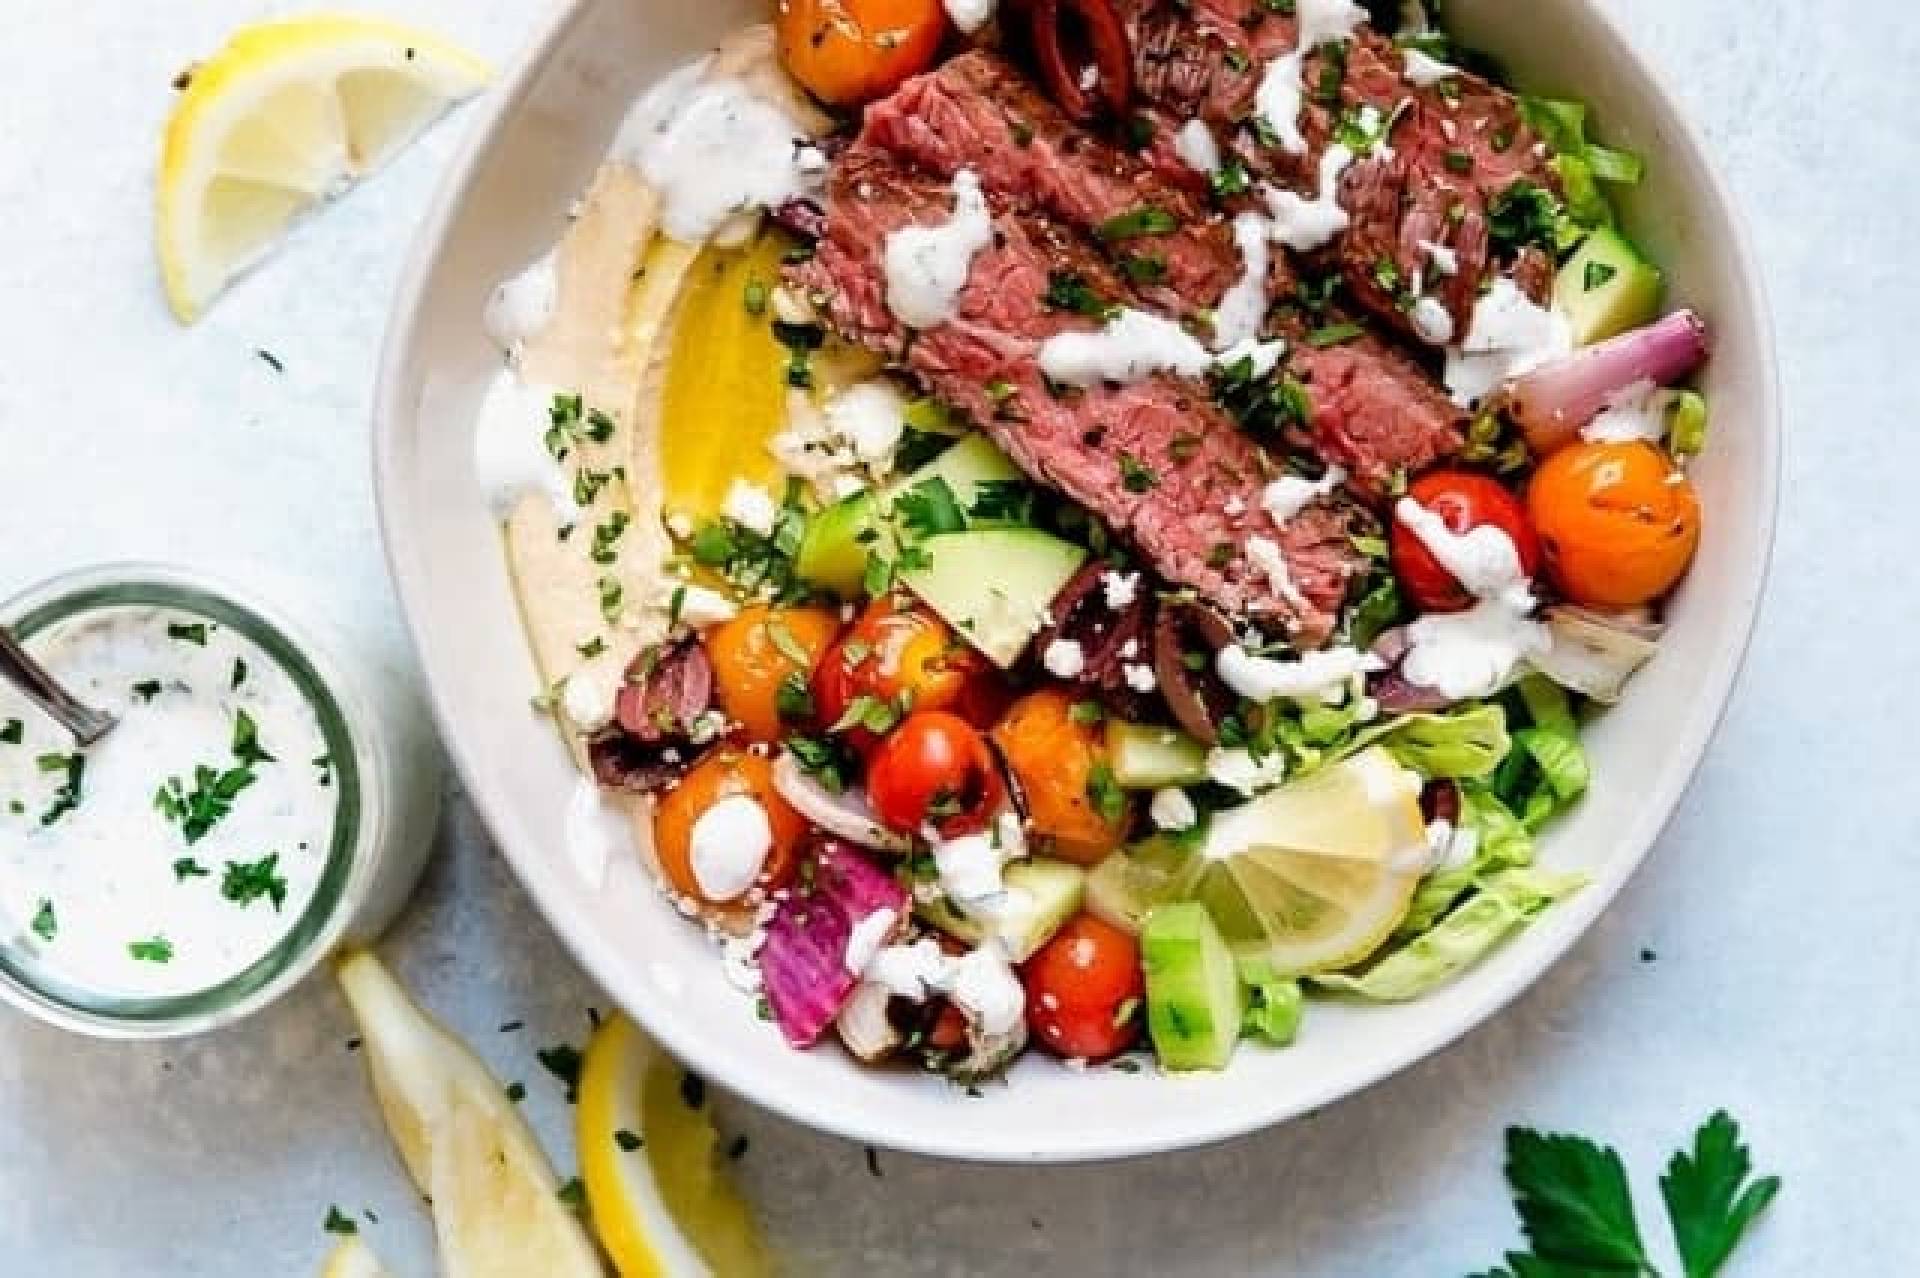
1239,962 -> 1304,1047
1398,784 -> 1537,936
1350,702 -> 1512,781
1495,677 -> 1591,832
1311,868 -> 1586,1002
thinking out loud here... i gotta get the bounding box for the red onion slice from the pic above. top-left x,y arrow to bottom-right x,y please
770,751 -> 909,853
1504,309 -> 1710,455
759,842 -> 909,1048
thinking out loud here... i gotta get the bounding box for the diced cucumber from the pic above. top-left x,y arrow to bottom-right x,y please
1106,723 -> 1209,789
795,490 -> 882,598
1554,225 -> 1663,345
1141,902 -> 1244,1072
916,858 -> 1086,963
1085,839 -> 1202,936
901,529 -> 1086,667
793,434 -> 1030,597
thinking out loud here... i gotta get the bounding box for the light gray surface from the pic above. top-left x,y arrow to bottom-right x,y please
0,0 -> 1908,1273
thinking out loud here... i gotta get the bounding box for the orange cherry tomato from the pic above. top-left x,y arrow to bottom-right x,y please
1021,914 -> 1144,1061
1527,441 -> 1702,608
775,0 -> 949,108
811,596 -> 995,754
705,605 -> 842,744
1391,470 -> 1543,613
990,688 -> 1130,865
866,711 -> 1006,836
652,748 -> 808,907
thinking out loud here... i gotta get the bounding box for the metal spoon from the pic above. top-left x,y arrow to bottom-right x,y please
0,624 -> 117,746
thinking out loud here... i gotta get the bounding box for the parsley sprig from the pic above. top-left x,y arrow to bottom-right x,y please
1476,1111 -> 1780,1278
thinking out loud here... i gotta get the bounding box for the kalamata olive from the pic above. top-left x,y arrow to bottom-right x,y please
1151,601 -> 1238,744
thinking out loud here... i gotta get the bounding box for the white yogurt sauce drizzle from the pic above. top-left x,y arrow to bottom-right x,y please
0,608 -> 336,998
1216,643 -> 1381,705
1394,497 -> 1549,698
942,0 -> 998,34
1213,211 -> 1276,349
1581,378 -> 1675,444
1401,47 -> 1462,87
857,935 -> 1025,1037
617,70 -> 824,243
472,370 -> 578,520
483,249 -> 558,355
1038,309 -> 1285,388
1175,119 -> 1222,174
883,168 -> 995,329
1443,277 -> 1573,408
1254,0 -> 1370,155
1264,144 -> 1356,252
687,794 -> 772,901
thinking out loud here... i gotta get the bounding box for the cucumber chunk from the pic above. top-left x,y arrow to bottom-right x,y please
1106,723 -> 1209,789
793,434 -> 1030,597
1554,225 -> 1663,345
901,529 -> 1086,667
1141,902 -> 1244,1072
916,858 -> 1087,962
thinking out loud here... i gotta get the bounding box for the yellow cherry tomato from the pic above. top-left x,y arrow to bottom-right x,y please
652,749 -> 808,906
776,0 -> 949,107
1527,440 -> 1702,608
991,688 -> 1130,865
705,605 -> 842,744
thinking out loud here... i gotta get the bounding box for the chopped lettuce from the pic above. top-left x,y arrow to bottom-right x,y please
1495,676 -> 1592,831
1364,703 -> 1513,781
1312,868 -> 1586,1002
1398,784 -> 1536,936
1520,95 -> 1644,235
1239,961 -> 1304,1047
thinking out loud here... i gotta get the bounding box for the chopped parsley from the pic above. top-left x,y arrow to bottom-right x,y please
892,476 -> 966,538
1487,180 -> 1563,253
230,709 -> 275,766
1443,149 -> 1474,174
323,1206 -> 358,1236
255,348 -> 285,374
221,852 -> 288,911
36,753 -> 85,827
1042,271 -> 1118,322
1210,356 -> 1312,436
772,320 -> 826,389
1223,48 -> 1251,73
229,658 -> 248,690
830,693 -> 902,737
967,480 -> 1035,524
538,1042 -> 584,1103
1305,321 -> 1366,347
589,511 -> 632,565
614,1129 -> 644,1152
597,576 -> 624,624
1209,157 -> 1252,201
742,278 -> 769,316
1117,453 -> 1158,494
30,899 -> 55,942
131,681 -> 163,704
173,857 -> 210,882
1096,205 -> 1178,241
1085,761 -> 1126,825
166,622 -> 209,646
0,719 -> 19,744
1009,118 -> 1035,147
505,1081 -> 526,1103
785,734 -> 853,793
576,636 -> 607,660
573,467 -> 614,508
776,671 -> 814,721
557,1178 -> 587,1211
1119,253 -> 1170,286
155,764 -> 257,845
1068,700 -> 1105,726
128,936 -> 174,964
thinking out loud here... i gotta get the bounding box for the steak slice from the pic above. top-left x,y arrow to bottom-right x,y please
788,147 -> 1366,644
858,50 -> 1467,492
862,51 -> 1244,317
1120,0 -> 1560,338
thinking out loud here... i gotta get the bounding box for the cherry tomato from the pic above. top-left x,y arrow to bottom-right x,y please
775,0 -> 948,108
811,596 -> 995,754
1528,440 -> 1701,607
652,748 -> 808,907
706,605 -> 842,744
990,688 -> 1129,865
1021,914 -> 1144,1061
866,711 -> 1006,836
1391,469 -> 1543,612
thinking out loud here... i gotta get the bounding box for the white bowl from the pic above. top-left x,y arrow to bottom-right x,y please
374,0 -> 1778,1161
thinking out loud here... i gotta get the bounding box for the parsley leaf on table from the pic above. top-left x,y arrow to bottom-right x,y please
1659,1111 -> 1782,1278
1477,1113 -> 1780,1278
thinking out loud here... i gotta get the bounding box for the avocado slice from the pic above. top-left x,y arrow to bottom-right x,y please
1554,225 -> 1663,345
1141,902 -> 1244,1072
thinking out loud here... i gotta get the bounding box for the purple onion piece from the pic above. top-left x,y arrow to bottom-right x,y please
1503,309 -> 1711,456
759,842 -> 909,1049
1367,624 -> 1455,714
1420,779 -> 1461,826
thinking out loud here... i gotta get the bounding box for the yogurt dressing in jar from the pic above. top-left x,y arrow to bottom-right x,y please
0,566 -> 441,1036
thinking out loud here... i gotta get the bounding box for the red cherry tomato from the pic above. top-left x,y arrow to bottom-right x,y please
1021,914 -> 1145,1062
1390,470 -> 1543,613
865,711 -> 1005,837
811,596 -> 997,754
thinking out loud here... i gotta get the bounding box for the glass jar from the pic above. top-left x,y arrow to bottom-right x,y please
0,564 -> 442,1038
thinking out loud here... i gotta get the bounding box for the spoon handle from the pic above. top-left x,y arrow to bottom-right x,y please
0,625 -> 117,747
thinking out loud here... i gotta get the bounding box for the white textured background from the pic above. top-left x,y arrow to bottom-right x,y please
1,0 -> 1913,1273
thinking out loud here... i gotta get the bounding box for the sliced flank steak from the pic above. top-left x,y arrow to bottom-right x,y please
789,147 -> 1366,644
1118,0 -> 1562,338
857,49 -> 1466,495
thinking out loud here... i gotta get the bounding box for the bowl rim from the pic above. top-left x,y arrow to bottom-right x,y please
373,0 -> 1780,1162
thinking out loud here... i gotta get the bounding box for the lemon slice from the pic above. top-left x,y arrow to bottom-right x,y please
1089,747 -> 1429,975
578,1013 -> 770,1278
158,15 -> 490,320
317,1235 -> 391,1278
334,952 -> 604,1278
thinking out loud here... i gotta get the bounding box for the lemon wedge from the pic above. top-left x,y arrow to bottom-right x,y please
578,1013 -> 770,1278
317,1235 -> 391,1278
1089,747 -> 1429,975
158,15 -> 490,320
334,952 -> 604,1278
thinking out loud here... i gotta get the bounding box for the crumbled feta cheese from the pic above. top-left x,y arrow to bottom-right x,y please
1043,638 -> 1086,678
1205,746 -> 1288,796
1101,570 -> 1140,611
1261,465 -> 1347,524
1123,662 -> 1157,693
721,479 -> 779,536
1150,787 -> 1198,831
